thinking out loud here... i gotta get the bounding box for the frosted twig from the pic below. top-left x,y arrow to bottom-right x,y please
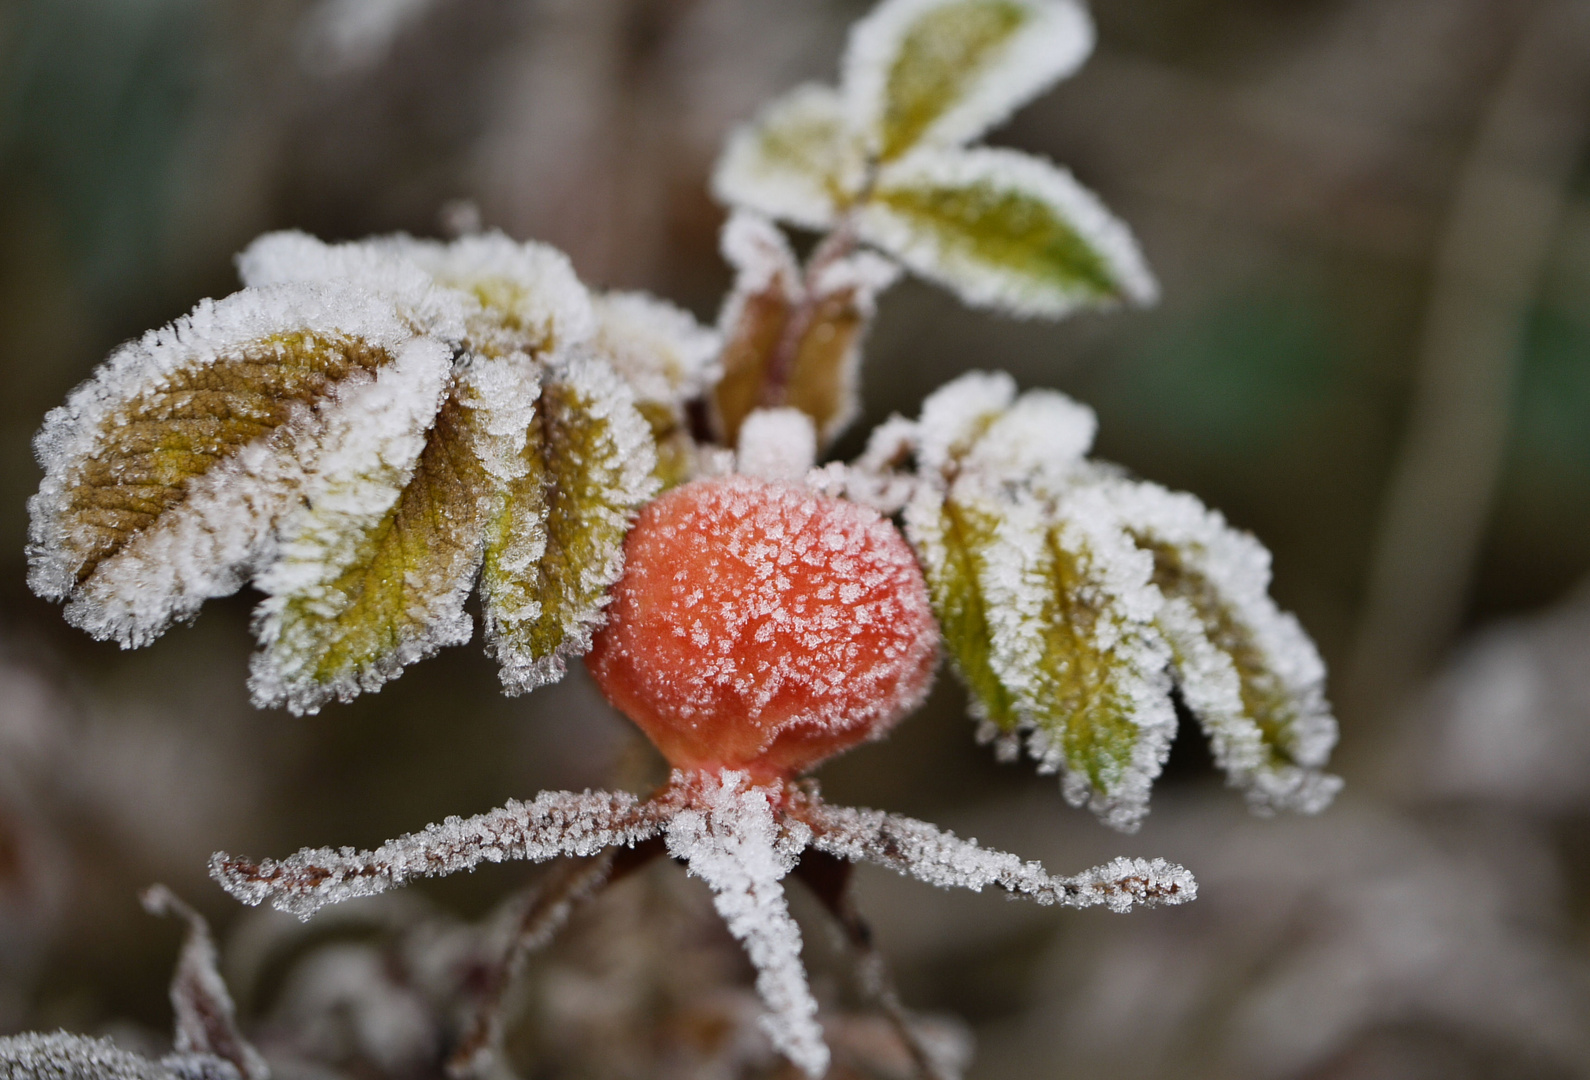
141,887 -> 267,1080
446,851 -> 619,1080
210,790 -> 666,920
799,802 -> 1196,911
0,1033 -> 190,1080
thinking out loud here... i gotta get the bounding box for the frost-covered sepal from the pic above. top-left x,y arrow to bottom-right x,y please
26,282 -> 456,650
480,355 -> 659,694
1099,479 -> 1342,814
712,84 -> 866,230
859,148 -> 1157,318
712,212 -> 901,447
843,0 -> 1094,161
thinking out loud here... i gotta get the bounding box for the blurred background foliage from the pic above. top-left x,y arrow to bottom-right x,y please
3,1 -> 1590,1078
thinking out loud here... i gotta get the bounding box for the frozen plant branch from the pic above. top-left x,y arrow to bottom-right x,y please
211,789 -> 671,920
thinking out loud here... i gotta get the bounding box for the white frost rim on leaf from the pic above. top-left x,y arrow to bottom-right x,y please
976,483 -> 1175,832
843,0 -> 1095,157
861,147 -> 1159,317
28,283 -> 434,649
712,82 -> 861,230
1095,478 -> 1341,814
589,290 -> 722,407
914,368 -> 1017,474
248,334 -> 456,714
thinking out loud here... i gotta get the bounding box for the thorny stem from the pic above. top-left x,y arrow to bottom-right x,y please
757,214 -> 861,411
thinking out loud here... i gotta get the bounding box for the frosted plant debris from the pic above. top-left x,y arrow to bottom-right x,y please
0,1033 -> 201,1080
711,211 -> 900,447
878,370 -> 1337,827
140,887 -> 267,1080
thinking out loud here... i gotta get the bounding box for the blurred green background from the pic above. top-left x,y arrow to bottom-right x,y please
3,1 -> 1590,1078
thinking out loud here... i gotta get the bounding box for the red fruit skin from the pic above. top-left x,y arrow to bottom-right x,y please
586,475 -> 939,781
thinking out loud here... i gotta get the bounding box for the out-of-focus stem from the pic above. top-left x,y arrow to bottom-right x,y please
1346,0 -> 1590,726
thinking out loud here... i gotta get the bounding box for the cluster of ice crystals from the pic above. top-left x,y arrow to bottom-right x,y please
872,370 -> 1338,827
0,1033 -> 204,1080
737,408 -> 818,480
664,772 -> 826,1078
30,225 -> 706,714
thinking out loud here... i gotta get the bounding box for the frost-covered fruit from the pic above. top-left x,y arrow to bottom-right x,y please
587,475 -> 939,779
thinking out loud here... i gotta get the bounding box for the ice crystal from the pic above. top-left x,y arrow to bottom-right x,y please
30,230 -> 672,713
712,0 -> 1153,319
0,1033 -> 195,1080
883,371 -> 1339,828
213,768 -> 1193,1078
736,408 -> 818,480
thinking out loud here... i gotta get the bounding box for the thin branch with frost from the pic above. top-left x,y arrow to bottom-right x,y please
141,887 -> 267,1080
211,790 -> 669,920
799,801 -> 1196,911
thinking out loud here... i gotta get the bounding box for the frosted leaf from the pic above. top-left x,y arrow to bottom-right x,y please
247,332 -> 456,714
588,291 -> 720,410
588,290 -> 719,489
712,83 -> 867,230
801,801 -> 1194,910
1099,479 -> 1341,814
0,1034 -> 190,1080
240,230 -> 593,354
382,231 -> 595,354
962,387 -> 1096,491
140,887 -> 267,1080
211,789 -> 666,920
26,282 -> 447,649
663,772 -> 827,1079
977,483 -> 1176,831
480,356 -> 658,693
737,408 -> 817,480
858,148 -> 1157,317
712,213 -> 800,445
842,0 -> 1094,162
913,369 -> 1016,474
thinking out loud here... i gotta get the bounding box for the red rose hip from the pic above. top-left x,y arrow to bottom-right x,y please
586,475 -> 939,780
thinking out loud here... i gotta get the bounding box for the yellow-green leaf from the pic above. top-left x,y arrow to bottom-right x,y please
26,284 -> 443,649
861,147 -> 1156,318
712,83 -> 866,229
481,356 -> 659,693
844,0 -> 1093,160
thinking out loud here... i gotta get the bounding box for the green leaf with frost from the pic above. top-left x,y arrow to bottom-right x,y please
482,356 -> 658,693
843,0 -> 1094,161
712,84 -> 866,231
902,486 -> 1019,730
859,148 -> 1157,317
1100,479 -> 1342,813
